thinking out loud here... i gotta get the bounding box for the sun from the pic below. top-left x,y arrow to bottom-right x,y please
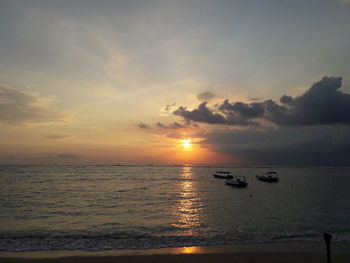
183,139 -> 191,149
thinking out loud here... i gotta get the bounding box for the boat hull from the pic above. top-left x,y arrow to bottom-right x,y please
224,179 -> 248,188
256,175 -> 279,183
213,174 -> 233,179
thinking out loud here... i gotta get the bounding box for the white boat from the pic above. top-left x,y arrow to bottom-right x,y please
224,175 -> 248,188
256,171 -> 279,182
212,171 -> 233,179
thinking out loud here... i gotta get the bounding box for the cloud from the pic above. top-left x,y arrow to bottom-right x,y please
170,76 -> 350,165
56,153 -> 78,159
174,102 -> 260,126
164,132 -> 187,139
156,121 -> 195,129
42,134 -> 71,139
143,76 -> 350,165
340,0 -> 350,5
202,126 -> 350,165
219,100 -> 264,123
174,76 -> 350,126
137,122 -> 150,129
0,152 -> 79,164
164,103 -> 176,112
266,76 -> 350,125
197,91 -> 216,102
0,86 -> 69,125
174,102 -> 227,124
248,97 -> 261,102
137,121 -> 197,130
279,95 -> 293,104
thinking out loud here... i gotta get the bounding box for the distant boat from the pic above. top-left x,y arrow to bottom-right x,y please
213,171 -> 233,179
256,171 -> 279,183
224,175 -> 248,188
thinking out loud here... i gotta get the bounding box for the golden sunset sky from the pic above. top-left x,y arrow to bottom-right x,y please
1,0 -> 350,165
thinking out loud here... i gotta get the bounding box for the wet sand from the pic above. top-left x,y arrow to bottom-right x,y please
1,242 -> 349,263
1,252 -> 350,263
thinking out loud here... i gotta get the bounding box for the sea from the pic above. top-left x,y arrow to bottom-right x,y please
0,165 -> 349,252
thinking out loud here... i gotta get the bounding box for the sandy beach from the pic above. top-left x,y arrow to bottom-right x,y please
2,252 -> 350,263
1,242 -> 350,263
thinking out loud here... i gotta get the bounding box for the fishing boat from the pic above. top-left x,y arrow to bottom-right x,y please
256,171 -> 279,182
212,171 -> 233,179
224,175 -> 248,188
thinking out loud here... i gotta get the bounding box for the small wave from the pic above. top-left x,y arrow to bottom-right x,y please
0,231 -> 206,251
1,230 -> 350,252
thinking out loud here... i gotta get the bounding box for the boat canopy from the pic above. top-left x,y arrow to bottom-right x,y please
233,175 -> 247,181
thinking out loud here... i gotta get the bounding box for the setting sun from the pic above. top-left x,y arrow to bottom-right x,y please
183,139 -> 191,149
1,0 -> 350,259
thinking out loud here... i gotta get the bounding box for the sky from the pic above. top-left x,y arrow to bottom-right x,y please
1,0 -> 350,165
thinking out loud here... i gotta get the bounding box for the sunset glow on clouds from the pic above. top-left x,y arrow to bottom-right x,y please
1,0 -> 350,165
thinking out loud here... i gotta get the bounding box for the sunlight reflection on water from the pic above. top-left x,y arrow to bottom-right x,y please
176,246 -> 205,254
172,166 -> 202,235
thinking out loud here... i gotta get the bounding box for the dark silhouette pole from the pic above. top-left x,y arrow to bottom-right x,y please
323,232 -> 332,263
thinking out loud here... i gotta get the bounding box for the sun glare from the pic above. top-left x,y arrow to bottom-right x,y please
183,139 -> 191,149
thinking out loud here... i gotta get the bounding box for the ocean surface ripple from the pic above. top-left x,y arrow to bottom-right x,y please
0,165 -> 349,251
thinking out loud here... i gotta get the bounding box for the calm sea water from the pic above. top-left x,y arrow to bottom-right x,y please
0,165 -> 349,251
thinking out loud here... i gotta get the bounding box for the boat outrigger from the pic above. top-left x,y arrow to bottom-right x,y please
256,171 -> 279,182
224,175 -> 248,188
212,171 -> 233,179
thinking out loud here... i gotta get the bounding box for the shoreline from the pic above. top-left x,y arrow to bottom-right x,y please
3,253 -> 350,263
1,242 -> 349,261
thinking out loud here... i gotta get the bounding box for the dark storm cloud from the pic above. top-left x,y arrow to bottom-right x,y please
219,100 -> 265,119
267,76 -> 350,125
172,76 -> 350,165
280,95 -> 293,104
137,122 -> 150,129
174,102 -> 261,126
174,76 -> 350,126
174,102 -> 227,124
0,86 -> 68,124
202,126 -> 350,165
197,91 -> 216,102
